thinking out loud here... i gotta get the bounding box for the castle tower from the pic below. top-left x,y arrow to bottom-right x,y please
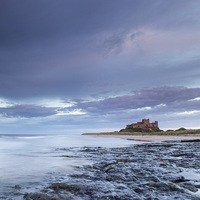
142,119 -> 149,124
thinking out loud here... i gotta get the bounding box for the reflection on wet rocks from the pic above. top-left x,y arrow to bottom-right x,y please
15,141 -> 200,199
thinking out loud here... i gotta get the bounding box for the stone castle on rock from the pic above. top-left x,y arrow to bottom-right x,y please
126,119 -> 159,130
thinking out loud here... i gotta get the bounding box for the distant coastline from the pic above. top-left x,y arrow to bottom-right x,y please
82,128 -> 200,136
82,119 -> 200,138
82,129 -> 200,142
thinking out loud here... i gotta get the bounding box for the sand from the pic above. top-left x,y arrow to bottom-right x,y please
91,134 -> 200,142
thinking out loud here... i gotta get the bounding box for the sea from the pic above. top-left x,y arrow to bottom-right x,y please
0,134 -> 141,199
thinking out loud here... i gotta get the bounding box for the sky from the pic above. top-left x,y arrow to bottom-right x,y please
0,0 -> 200,134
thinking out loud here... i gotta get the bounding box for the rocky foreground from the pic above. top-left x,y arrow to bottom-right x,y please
18,140 -> 200,199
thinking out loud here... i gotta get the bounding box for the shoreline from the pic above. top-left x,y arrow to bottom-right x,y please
83,134 -> 200,142
7,134 -> 200,199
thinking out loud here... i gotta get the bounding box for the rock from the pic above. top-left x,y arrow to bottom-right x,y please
172,176 -> 188,183
49,183 -> 84,194
134,188 -> 143,194
181,139 -> 200,143
180,183 -> 198,192
18,141 -> 200,200
24,193 -> 58,200
150,182 -> 181,192
11,185 -> 21,190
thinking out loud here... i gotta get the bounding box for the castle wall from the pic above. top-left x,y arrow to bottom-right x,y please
126,119 -> 158,129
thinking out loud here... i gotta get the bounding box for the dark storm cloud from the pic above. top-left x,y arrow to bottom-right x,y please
1,0 -> 198,44
0,0 -> 199,99
0,0 -> 148,47
75,86 -> 200,113
0,105 -> 56,118
0,1 -> 200,131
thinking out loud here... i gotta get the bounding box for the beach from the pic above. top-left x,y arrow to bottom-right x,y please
90,134 -> 200,142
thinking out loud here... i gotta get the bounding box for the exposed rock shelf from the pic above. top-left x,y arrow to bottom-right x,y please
23,140 -> 200,200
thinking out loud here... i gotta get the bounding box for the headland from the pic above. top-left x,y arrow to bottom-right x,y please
82,119 -> 200,142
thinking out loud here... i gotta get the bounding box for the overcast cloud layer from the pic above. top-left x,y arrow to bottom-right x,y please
1,0 -> 200,134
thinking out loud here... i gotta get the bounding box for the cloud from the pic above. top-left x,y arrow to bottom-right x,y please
0,1 -> 200,132
75,86 -> 200,114
0,86 -> 200,131
95,30 -> 144,56
0,98 -> 14,108
0,105 -> 56,118
36,99 -> 74,108
0,99 -> 87,119
0,1 -> 200,100
130,31 -> 144,40
56,109 -> 86,116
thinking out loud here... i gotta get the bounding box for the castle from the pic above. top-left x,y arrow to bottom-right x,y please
126,119 -> 158,129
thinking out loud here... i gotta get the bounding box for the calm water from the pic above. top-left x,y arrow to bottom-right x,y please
0,134 -> 141,198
